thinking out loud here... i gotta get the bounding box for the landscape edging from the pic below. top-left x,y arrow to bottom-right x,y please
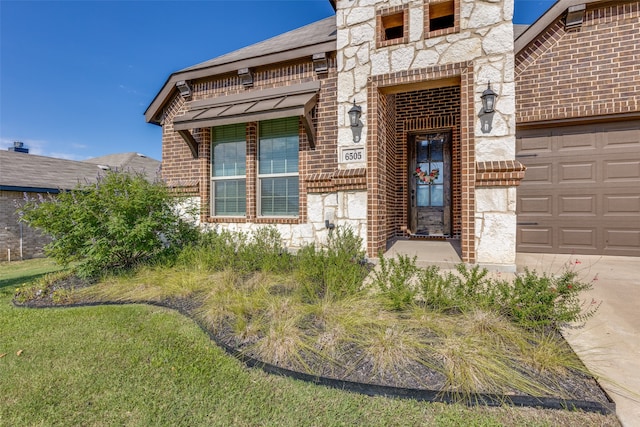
14,299 -> 617,415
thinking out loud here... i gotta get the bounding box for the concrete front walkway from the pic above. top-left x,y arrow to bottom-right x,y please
517,253 -> 640,427
384,240 -> 640,426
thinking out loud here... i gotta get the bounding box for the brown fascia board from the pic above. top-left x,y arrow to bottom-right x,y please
145,40 -> 336,125
515,0 -> 604,53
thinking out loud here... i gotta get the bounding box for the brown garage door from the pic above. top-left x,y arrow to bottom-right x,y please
516,120 -> 640,256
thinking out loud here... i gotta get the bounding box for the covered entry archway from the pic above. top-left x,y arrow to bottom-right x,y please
366,62 -> 476,263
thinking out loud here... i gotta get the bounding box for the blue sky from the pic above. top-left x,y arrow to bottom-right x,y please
1,0 -> 554,161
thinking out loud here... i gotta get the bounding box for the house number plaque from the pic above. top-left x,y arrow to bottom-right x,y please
340,147 -> 365,163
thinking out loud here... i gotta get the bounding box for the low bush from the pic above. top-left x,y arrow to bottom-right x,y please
295,226 -> 369,301
372,254 -> 419,310
496,268 -> 600,329
416,263 -> 599,329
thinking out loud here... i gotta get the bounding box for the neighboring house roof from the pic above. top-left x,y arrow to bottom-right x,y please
0,151 -> 160,193
145,16 -> 337,124
84,152 -> 160,181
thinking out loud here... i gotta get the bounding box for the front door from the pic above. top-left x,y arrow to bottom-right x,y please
409,132 -> 451,236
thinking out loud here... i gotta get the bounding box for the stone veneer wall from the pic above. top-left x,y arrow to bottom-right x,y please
335,0 -> 518,267
515,1 -> 640,124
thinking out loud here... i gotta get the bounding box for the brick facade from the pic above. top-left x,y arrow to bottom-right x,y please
160,56 -> 341,225
367,61 -> 477,262
153,0 -> 518,266
0,190 -> 49,261
516,1 -> 640,124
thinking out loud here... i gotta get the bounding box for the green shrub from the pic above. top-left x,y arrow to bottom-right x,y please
372,254 -> 419,311
17,171 -> 198,278
418,264 -> 457,311
238,226 -> 291,273
295,226 -> 369,301
496,268 -> 599,329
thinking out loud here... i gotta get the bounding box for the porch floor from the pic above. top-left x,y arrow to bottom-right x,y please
383,238 -> 462,268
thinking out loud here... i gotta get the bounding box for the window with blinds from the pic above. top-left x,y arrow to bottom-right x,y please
258,117 -> 299,216
211,123 -> 246,216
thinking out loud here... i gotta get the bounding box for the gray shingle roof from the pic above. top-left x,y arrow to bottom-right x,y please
0,151 -> 160,192
84,152 -> 160,181
180,16 -> 337,73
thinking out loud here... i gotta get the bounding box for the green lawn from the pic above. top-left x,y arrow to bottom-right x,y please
0,259 -> 619,426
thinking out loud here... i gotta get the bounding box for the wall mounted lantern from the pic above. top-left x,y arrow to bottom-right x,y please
348,100 -> 363,143
481,82 -> 498,113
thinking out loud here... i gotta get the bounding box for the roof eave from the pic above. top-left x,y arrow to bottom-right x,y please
145,39 -> 336,125
515,0 -> 604,53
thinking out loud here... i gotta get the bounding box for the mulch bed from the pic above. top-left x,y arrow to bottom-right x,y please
13,274 -> 615,414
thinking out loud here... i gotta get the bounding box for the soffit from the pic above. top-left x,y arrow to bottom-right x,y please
515,0 -> 605,53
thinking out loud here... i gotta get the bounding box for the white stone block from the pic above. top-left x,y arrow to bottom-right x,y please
409,7 -> 424,42
476,64 -> 502,87
337,28 -> 349,50
412,49 -> 440,68
338,73 -> 355,104
346,6 -> 375,26
356,44 -> 370,65
344,56 -> 356,72
345,191 -> 367,220
507,187 -> 517,212
482,23 -> 514,55
475,212 -> 516,265
440,38 -> 482,63
354,66 -> 370,92
467,4 -> 503,28
326,192 -> 339,207
307,194 -> 325,223
476,188 -> 508,212
350,23 -> 375,46
475,136 -> 515,161
371,50 -> 390,75
391,46 -> 415,72
460,1 -> 474,19
504,0 -> 514,20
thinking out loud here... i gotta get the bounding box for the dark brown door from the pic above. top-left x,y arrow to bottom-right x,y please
409,132 -> 452,236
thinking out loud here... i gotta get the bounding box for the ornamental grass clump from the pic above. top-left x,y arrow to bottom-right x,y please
295,226 -> 369,302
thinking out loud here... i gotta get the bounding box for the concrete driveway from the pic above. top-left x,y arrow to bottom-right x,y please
516,253 -> 640,427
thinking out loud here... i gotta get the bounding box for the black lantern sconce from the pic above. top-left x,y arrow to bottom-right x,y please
481,82 -> 498,113
348,100 -> 363,143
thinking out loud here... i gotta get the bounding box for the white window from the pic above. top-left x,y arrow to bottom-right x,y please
258,117 -> 299,217
211,124 -> 246,216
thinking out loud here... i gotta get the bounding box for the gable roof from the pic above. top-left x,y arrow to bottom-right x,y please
84,152 -> 160,181
515,0 -> 603,53
0,151 -> 160,193
145,16 -> 336,125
